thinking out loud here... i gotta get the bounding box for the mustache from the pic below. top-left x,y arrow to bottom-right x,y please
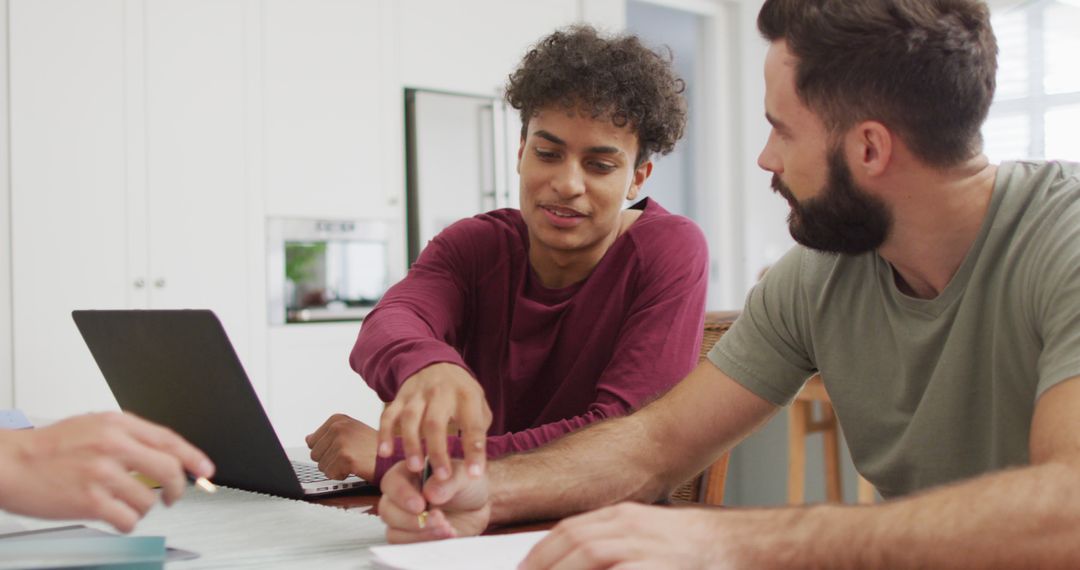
771,174 -> 797,204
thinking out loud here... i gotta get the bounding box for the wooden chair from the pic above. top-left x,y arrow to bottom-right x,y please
668,310 -> 740,505
788,374 -> 876,504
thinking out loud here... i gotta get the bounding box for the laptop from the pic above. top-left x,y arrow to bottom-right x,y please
72,309 -> 374,499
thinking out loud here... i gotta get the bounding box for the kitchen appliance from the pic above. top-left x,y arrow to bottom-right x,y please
266,218 -> 402,324
404,88 -> 522,262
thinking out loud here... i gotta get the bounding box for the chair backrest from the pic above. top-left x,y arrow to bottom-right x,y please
668,310 -> 739,505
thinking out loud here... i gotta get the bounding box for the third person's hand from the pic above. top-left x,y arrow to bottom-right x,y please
306,414 -> 378,481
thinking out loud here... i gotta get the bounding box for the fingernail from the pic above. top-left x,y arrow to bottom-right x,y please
379,442 -> 392,456
407,498 -> 425,513
199,460 -> 214,476
473,441 -> 483,450
436,467 -> 450,480
469,463 -> 483,477
408,456 -> 423,471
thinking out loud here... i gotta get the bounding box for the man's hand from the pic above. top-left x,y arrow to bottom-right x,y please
306,414 -> 378,481
378,459 -> 491,543
521,502 -> 732,570
378,362 -> 492,482
0,411 -> 214,533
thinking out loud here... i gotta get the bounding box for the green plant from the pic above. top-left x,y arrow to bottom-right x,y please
285,242 -> 326,283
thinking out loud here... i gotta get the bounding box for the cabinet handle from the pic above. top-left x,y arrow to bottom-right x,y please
134,278 -> 145,289
154,278 -> 166,288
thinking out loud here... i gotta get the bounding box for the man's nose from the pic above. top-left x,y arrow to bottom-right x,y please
552,162 -> 586,198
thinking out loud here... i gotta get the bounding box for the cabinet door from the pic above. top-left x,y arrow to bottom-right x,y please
397,0 -> 580,95
10,0 -> 130,417
263,0 -> 393,219
143,0 -> 251,364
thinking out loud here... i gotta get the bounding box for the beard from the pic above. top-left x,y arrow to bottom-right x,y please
772,147 -> 892,255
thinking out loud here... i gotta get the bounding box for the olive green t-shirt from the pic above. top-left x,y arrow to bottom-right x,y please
709,161 -> 1080,498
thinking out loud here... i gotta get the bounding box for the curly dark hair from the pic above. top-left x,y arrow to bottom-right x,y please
505,25 -> 687,167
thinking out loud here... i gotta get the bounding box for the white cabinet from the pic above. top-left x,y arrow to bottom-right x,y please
11,0 -> 132,418
396,0 -> 580,96
263,0 -> 398,220
10,0 -> 253,418
143,0 -> 253,368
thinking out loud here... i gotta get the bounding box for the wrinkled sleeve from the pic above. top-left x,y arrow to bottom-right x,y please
708,246 -> 816,406
350,220 -> 488,402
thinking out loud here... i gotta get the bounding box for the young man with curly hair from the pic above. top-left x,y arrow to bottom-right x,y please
305,26 -> 708,487
377,0 -> 1080,565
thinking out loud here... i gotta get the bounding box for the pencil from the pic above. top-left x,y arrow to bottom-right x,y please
417,458 -> 432,529
134,471 -> 217,494
188,473 -> 217,494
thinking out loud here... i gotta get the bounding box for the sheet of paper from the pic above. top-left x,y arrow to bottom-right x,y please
9,486 -> 388,569
370,531 -> 549,570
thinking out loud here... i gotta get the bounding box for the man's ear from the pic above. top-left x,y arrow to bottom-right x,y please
627,159 -> 652,201
847,121 -> 893,178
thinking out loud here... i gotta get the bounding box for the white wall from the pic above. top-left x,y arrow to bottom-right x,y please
733,0 -> 791,292
0,0 -> 12,410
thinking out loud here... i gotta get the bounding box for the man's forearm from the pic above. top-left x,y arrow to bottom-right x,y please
734,460 -> 1080,568
485,362 -> 779,526
486,412 -> 668,525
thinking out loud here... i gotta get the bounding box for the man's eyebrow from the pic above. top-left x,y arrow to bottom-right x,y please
533,130 -> 566,146
533,130 -> 623,156
585,145 -> 622,155
765,112 -> 790,135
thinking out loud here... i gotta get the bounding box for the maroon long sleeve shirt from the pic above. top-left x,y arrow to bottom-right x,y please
352,198 -> 709,481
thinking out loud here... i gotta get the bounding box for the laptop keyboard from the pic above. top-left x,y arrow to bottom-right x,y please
291,460 -> 332,484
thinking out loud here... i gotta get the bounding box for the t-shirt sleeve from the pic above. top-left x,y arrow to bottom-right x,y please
707,246 -> 816,406
349,219 -> 492,401
1032,197 -> 1080,398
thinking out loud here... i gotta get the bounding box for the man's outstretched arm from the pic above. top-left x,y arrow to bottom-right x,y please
521,376 -> 1080,569
376,360 -> 779,542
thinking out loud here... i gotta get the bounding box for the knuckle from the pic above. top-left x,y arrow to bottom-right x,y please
87,458 -> 115,482
99,411 -> 125,426
581,542 -> 607,562
398,406 -> 421,424
611,503 -> 634,516
421,417 -> 443,431
135,494 -> 155,516
164,455 -> 183,477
